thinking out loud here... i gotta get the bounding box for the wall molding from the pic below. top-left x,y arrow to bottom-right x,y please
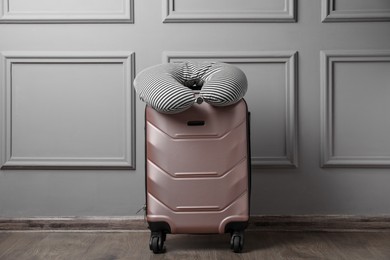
0,0 -> 134,23
0,51 -> 136,170
250,215 -> 390,232
322,0 -> 390,22
320,50 -> 390,168
0,216 -> 146,231
163,51 -> 298,168
163,0 -> 296,23
1,215 -> 390,232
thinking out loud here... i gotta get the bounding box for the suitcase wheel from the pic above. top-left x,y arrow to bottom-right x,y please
230,231 -> 244,253
149,232 -> 166,254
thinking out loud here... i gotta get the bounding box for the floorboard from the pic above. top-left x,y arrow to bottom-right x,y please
1,231 -> 390,260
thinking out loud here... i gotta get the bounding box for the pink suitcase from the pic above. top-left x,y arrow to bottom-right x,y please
145,99 -> 251,253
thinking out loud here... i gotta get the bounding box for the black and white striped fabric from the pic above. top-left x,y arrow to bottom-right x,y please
134,61 -> 247,114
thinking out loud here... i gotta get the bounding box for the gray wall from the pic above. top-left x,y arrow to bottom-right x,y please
1,0 -> 390,217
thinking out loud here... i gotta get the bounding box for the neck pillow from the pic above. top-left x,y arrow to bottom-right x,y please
134,61 -> 248,114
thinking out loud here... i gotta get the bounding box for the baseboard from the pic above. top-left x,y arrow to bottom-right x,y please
248,215 -> 390,232
1,215 -> 390,232
0,216 -> 147,231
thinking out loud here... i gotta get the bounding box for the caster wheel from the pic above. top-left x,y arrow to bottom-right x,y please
149,232 -> 165,254
230,232 -> 244,253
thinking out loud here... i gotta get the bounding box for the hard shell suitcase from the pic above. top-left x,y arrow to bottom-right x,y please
145,99 -> 251,253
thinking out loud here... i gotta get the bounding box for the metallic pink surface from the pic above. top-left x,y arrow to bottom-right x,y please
146,100 -> 249,234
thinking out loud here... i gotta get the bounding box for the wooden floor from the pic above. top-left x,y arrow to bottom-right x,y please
1,231 -> 390,260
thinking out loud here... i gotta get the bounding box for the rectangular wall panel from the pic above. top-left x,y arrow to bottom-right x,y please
163,0 -> 296,23
164,51 -> 298,168
1,52 -> 135,169
0,0 -> 134,23
320,50 -> 390,167
322,0 -> 390,22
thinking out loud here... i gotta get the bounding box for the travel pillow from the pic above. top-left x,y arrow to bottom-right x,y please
134,61 -> 248,114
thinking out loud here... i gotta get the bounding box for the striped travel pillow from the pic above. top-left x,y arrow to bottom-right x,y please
134,61 -> 247,114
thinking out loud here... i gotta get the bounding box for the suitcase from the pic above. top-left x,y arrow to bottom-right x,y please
145,98 -> 251,253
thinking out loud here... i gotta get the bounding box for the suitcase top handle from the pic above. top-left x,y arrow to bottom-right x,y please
187,120 -> 205,126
